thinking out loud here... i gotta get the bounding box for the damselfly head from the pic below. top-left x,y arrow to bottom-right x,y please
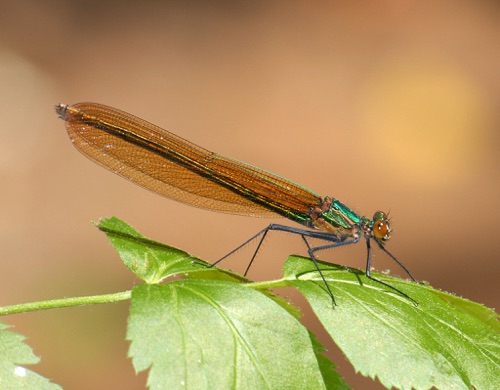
372,211 -> 391,241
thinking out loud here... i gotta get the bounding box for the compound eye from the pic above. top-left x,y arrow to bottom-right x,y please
373,220 -> 390,240
372,211 -> 391,240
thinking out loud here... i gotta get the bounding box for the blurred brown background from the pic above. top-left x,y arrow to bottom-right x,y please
0,1 -> 498,389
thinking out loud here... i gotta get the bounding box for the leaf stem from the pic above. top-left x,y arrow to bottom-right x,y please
247,278 -> 289,291
0,290 -> 132,316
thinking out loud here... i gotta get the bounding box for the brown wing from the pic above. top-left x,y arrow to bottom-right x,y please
57,102 -> 322,219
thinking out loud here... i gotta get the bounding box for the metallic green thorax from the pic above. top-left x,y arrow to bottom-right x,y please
315,197 -> 373,235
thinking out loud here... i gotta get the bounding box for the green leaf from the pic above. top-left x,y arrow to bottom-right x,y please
309,332 -> 351,390
0,322 -> 62,390
284,255 -> 500,390
96,217 -> 297,316
97,217 -> 498,389
127,281 -> 341,390
96,217 -> 242,284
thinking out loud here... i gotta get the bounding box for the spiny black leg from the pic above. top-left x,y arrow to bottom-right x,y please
302,236 -> 337,307
204,223 -> 341,272
208,227 -> 270,269
376,240 -> 418,282
365,238 -> 418,306
365,237 -> 373,277
244,229 -> 270,276
193,222 -> 418,307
